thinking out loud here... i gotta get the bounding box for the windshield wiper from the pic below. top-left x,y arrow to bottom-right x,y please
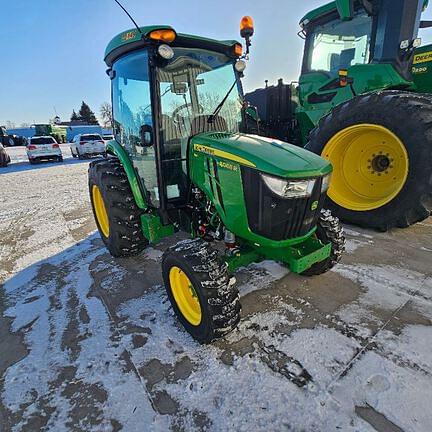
207,80 -> 237,124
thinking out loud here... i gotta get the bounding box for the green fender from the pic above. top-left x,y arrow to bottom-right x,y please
105,140 -> 147,210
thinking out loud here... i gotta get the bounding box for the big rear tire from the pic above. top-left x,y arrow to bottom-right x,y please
162,239 -> 241,343
306,91 -> 432,230
88,158 -> 148,257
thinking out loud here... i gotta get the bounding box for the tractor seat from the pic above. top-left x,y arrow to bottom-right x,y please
161,114 -> 181,141
339,48 -> 356,69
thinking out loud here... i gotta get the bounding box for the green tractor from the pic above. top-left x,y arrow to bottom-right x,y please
88,22 -> 345,343
246,0 -> 432,231
34,124 -> 67,143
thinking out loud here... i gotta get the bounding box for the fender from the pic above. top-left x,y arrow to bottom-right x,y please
105,140 -> 147,209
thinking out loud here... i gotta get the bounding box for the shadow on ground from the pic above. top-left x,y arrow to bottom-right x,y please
1,222 -> 432,431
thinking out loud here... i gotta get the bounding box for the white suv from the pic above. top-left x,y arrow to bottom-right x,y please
27,136 -> 63,164
70,134 -> 106,159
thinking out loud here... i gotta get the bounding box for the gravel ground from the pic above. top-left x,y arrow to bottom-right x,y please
1,145 -> 431,431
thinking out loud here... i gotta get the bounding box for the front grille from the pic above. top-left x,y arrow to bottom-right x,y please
241,167 -> 327,241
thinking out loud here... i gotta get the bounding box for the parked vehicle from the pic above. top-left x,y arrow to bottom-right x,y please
0,126 -> 15,147
34,124 -> 67,144
70,134 -> 106,159
102,134 -> 114,142
26,136 -> 63,164
89,21 -> 345,343
246,0 -> 432,231
0,142 -> 11,167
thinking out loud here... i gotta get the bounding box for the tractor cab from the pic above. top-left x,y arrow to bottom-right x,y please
297,0 -> 427,134
105,27 -> 245,221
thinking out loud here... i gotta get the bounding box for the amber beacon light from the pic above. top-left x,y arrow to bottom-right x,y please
149,29 -> 176,43
240,16 -> 254,38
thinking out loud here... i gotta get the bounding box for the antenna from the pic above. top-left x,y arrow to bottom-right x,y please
113,0 -> 143,36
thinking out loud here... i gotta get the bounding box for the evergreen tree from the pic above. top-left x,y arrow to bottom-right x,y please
71,110 -> 79,121
78,101 -> 99,125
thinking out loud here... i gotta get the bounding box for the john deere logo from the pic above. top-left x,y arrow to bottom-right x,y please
413,51 -> 432,65
311,201 -> 318,211
121,31 -> 137,42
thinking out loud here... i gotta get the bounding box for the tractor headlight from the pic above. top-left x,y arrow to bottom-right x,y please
261,174 -> 315,199
158,44 -> 174,60
321,173 -> 332,193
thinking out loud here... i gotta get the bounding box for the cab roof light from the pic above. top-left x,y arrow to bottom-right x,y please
148,29 -> 176,43
233,43 -> 243,57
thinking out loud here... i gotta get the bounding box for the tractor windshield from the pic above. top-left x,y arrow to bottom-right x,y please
154,48 -> 243,209
157,48 -> 243,142
305,10 -> 372,73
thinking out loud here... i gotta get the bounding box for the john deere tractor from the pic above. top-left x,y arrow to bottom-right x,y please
34,124 -> 67,144
246,0 -> 432,231
88,21 -> 345,343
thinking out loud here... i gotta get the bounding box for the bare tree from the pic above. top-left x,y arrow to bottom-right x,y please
20,122 -> 30,128
100,102 -> 113,128
5,120 -> 15,129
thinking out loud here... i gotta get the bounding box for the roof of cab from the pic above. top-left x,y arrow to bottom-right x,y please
299,0 -> 429,27
104,25 -> 240,66
299,1 -> 337,27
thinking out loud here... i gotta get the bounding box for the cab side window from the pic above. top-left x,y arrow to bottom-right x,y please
112,49 -> 160,207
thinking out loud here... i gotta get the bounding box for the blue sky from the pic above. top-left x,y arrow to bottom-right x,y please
1,0 -> 432,125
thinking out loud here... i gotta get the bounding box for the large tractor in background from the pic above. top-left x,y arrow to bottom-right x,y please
34,124 -> 67,143
246,0 -> 432,231
88,22 -> 345,343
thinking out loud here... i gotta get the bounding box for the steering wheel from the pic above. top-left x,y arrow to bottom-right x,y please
172,103 -> 204,122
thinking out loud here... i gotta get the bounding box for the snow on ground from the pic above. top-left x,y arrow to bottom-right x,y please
0,145 -> 96,280
1,148 -> 432,431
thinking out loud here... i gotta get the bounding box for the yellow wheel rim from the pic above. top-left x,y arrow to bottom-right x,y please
169,266 -> 202,326
92,185 -> 110,238
322,124 -> 409,211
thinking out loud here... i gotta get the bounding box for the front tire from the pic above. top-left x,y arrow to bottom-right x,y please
306,91 -> 432,230
301,210 -> 345,276
88,158 -> 148,257
162,239 -> 241,343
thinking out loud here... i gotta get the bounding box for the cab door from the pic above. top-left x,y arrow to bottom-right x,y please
112,49 -> 160,207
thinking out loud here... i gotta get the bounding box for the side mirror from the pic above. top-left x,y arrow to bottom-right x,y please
245,106 -> 259,122
140,124 -> 154,147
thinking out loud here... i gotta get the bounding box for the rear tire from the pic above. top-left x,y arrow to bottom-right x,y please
162,239 -> 241,343
88,158 -> 148,257
301,210 -> 345,276
306,91 -> 432,230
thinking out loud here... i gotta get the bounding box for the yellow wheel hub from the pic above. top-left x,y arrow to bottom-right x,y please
322,124 -> 409,211
92,185 -> 110,238
169,266 -> 202,326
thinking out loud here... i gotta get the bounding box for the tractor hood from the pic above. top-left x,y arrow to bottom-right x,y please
190,132 -> 332,178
